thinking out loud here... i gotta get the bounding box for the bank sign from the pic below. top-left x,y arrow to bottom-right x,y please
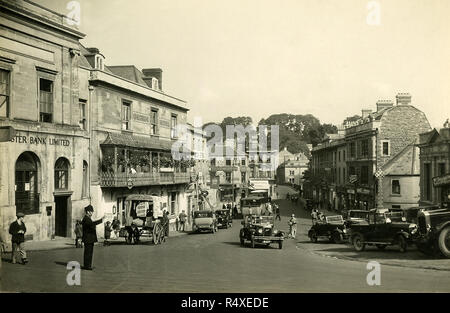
11,134 -> 70,146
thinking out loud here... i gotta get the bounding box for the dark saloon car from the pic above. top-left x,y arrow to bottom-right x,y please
415,206 -> 450,258
239,215 -> 284,249
215,209 -> 232,229
348,209 -> 418,252
308,215 -> 348,243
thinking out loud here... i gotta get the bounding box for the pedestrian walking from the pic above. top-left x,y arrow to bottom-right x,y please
288,214 -> 297,239
9,212 -> 28,265
179,210 -> 187,232
81,205 -> 105,270
275,205 -> 281,221
104,221 -> 112,246
75,220 -> 83,248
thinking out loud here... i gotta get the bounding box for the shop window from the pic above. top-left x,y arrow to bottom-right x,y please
82,161 -> 88,198
424,163 -> 431,201
121,100 -> 131,131
15,152 -> 40,214
55,157 -> 70,190
392,180 -> 400,195
0,69 -> 10,118
150,108 -> 158,135
39,78 -> 53,123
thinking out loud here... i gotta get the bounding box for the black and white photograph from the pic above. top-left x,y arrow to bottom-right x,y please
0,0 -> 450,300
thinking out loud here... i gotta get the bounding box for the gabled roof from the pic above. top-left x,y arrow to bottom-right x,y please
381,141 -> 420,176
107,65 -> 147,86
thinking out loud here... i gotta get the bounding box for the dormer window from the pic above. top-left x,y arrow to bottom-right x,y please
151,77 -> 159,90
95,55 -> 104,70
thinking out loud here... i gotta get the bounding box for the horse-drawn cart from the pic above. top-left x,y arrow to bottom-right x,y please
118,194 -> 168,245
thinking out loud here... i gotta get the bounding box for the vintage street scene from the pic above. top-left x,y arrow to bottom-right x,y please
0,0 -> 450,294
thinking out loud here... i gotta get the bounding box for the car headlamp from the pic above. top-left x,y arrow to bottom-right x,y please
257,228 -> 263,234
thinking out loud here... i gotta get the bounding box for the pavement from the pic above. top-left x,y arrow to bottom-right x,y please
1,185 -> 449,292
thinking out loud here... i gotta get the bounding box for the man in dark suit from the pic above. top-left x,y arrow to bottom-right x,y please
82,205 -> 104,270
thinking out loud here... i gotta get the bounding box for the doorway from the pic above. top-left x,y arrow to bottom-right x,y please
55,195 -> 69,237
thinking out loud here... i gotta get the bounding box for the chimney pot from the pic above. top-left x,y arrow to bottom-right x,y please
396,93 -> 412,105
376,100 -> 394,112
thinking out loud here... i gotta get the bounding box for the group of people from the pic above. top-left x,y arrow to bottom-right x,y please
311,209 -> 325,223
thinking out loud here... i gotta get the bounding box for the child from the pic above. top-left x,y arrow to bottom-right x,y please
9,213 -> 28,264
75,220 -> 83,248
104,221 -> 112,246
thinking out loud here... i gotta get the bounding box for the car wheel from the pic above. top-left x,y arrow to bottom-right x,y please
278,241 -> 283,249
352,234 -> 366,252
332,232 -> 343,244
251,236 -> 255,248
309,231 -> 318,243
438,226 -> 450,258
398,235 -> 407,253
376,244 -> 387,250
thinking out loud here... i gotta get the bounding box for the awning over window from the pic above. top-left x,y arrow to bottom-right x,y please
101,132 -> 173,152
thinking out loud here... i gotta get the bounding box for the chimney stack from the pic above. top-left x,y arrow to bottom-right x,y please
376,100 -> 394,112
361,109 -> 372,119
396,93 -> 411,106
142,68 -> 163,91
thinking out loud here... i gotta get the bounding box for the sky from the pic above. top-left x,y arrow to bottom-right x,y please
38,0 -> 450,128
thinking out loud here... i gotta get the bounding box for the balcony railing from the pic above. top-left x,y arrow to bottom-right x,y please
100,171 -> 190,187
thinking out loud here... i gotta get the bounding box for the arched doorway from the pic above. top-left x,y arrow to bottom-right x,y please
15,152 -> 40,215
54,157 -> 71,237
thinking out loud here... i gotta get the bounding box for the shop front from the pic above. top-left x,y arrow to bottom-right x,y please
433,173 -> 450,207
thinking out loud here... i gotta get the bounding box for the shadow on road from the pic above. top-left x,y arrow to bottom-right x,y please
54,261 -> 68,266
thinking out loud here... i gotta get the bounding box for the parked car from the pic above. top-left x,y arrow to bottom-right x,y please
398,205 -> 441,224
192,210 -> 218,233
415,206 -> 450,258
215,209 -> 232,229
308,215 -> 348,243
344,210 -> 370,227
348,209 -> 418,252
239,215 -> 284,249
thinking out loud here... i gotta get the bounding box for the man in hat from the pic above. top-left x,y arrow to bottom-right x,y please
9,212 -> 28,264
82,205 -> 105,270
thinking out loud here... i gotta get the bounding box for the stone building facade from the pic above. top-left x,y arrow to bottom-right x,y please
310,93 -> 431,212
418,126 -> 450,207
0,0 -> 90,243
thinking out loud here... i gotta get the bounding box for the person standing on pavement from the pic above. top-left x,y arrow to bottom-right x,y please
288,214 -> 297,239
9,213 -> 28,265
275,205 -> 281,221
179,210 -> 187,232
162,211 -> 170,237
82,205 -> 105,270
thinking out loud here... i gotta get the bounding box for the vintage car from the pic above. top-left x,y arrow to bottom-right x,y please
215,209 -> 232,229
308,215 -> 348,243
415,206 -> 450,258
240,196 -> 267,216
239,215 -> 284,249
348,209 -> 418,252
345,210 -> 370,227
192,210 -> 218,233
399,205 -> 441,224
